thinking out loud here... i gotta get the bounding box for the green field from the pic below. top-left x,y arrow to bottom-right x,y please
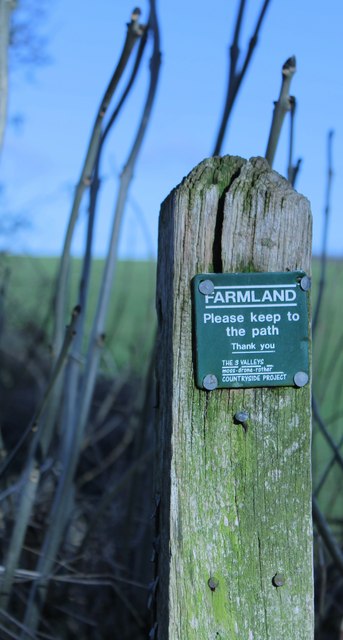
311,258 -> 343,523
1,254 -> 342,518
0,255 -> 157,373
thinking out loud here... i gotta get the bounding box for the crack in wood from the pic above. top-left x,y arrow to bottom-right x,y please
212,167 -> 242,273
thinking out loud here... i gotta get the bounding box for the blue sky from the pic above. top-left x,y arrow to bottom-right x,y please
2,0 -> 343,258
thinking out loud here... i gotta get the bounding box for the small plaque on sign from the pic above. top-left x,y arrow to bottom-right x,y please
192,271 -> 310,390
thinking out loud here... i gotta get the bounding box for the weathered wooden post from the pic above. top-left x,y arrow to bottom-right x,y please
153,156 -> 313,639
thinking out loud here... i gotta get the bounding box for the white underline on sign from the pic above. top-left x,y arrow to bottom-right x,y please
213,284 -> 297,289
260,371 -> 285,375
222,365 -> 267,369
224,371 -> 285,376
232,350 -> 276,354
205,303 -> 298,309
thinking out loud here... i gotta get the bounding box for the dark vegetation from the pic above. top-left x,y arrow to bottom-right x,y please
0,257 -> 157,640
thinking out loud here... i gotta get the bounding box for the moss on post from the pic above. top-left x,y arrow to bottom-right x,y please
155,156 -> 313,639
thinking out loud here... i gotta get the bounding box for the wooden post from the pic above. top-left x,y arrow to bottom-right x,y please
153,156 -> 313,639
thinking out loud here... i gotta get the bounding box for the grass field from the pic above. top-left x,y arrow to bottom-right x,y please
1,253 -> 342,517
0,255 -> 157,373
311,258 -> 343,522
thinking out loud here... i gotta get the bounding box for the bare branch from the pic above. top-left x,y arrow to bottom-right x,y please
229,0 -> 246,93
287,96 -> 302,186
265,55 -> 296,167
213,0 -> 271,156
58,31 -> 149,503
72,0 -> 161,458
312,130 -> 334,334
38,11 -> 146,537
52,11 -> 145,358
20,5 -> 161,634
237,0 -> 271,85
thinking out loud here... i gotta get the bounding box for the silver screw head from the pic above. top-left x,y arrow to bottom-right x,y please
208,577 -> 219,591
234,411 -> 249,424
300,275 -> 311,291
203,374 -> 218,390
234,411 -> 249,432
294,371 -> 309,387
198,279 -> 215,295
272,572 -> 285,587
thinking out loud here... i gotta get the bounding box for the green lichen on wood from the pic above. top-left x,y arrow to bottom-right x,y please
168,381 -> 312,638
156,155 -> 313,639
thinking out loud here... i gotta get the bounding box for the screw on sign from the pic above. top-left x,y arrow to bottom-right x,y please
198,279 -> 215,295
300,275 -> 311,291
202,374 -> 218,390
234,411 -> 249,432
293,371 -> 309,387
208,577 -> 219,592
272,573 -> 285,588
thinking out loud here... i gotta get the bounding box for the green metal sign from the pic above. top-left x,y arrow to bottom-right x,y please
192,271 -> 310,390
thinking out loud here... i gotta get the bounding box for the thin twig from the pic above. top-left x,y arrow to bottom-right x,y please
312,130 -> 334,334
213,0 -> 271,156
265,55 -> 296,167
287,96 -> 302,186
0,565 -> 147,590
229,0 -> 246,93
